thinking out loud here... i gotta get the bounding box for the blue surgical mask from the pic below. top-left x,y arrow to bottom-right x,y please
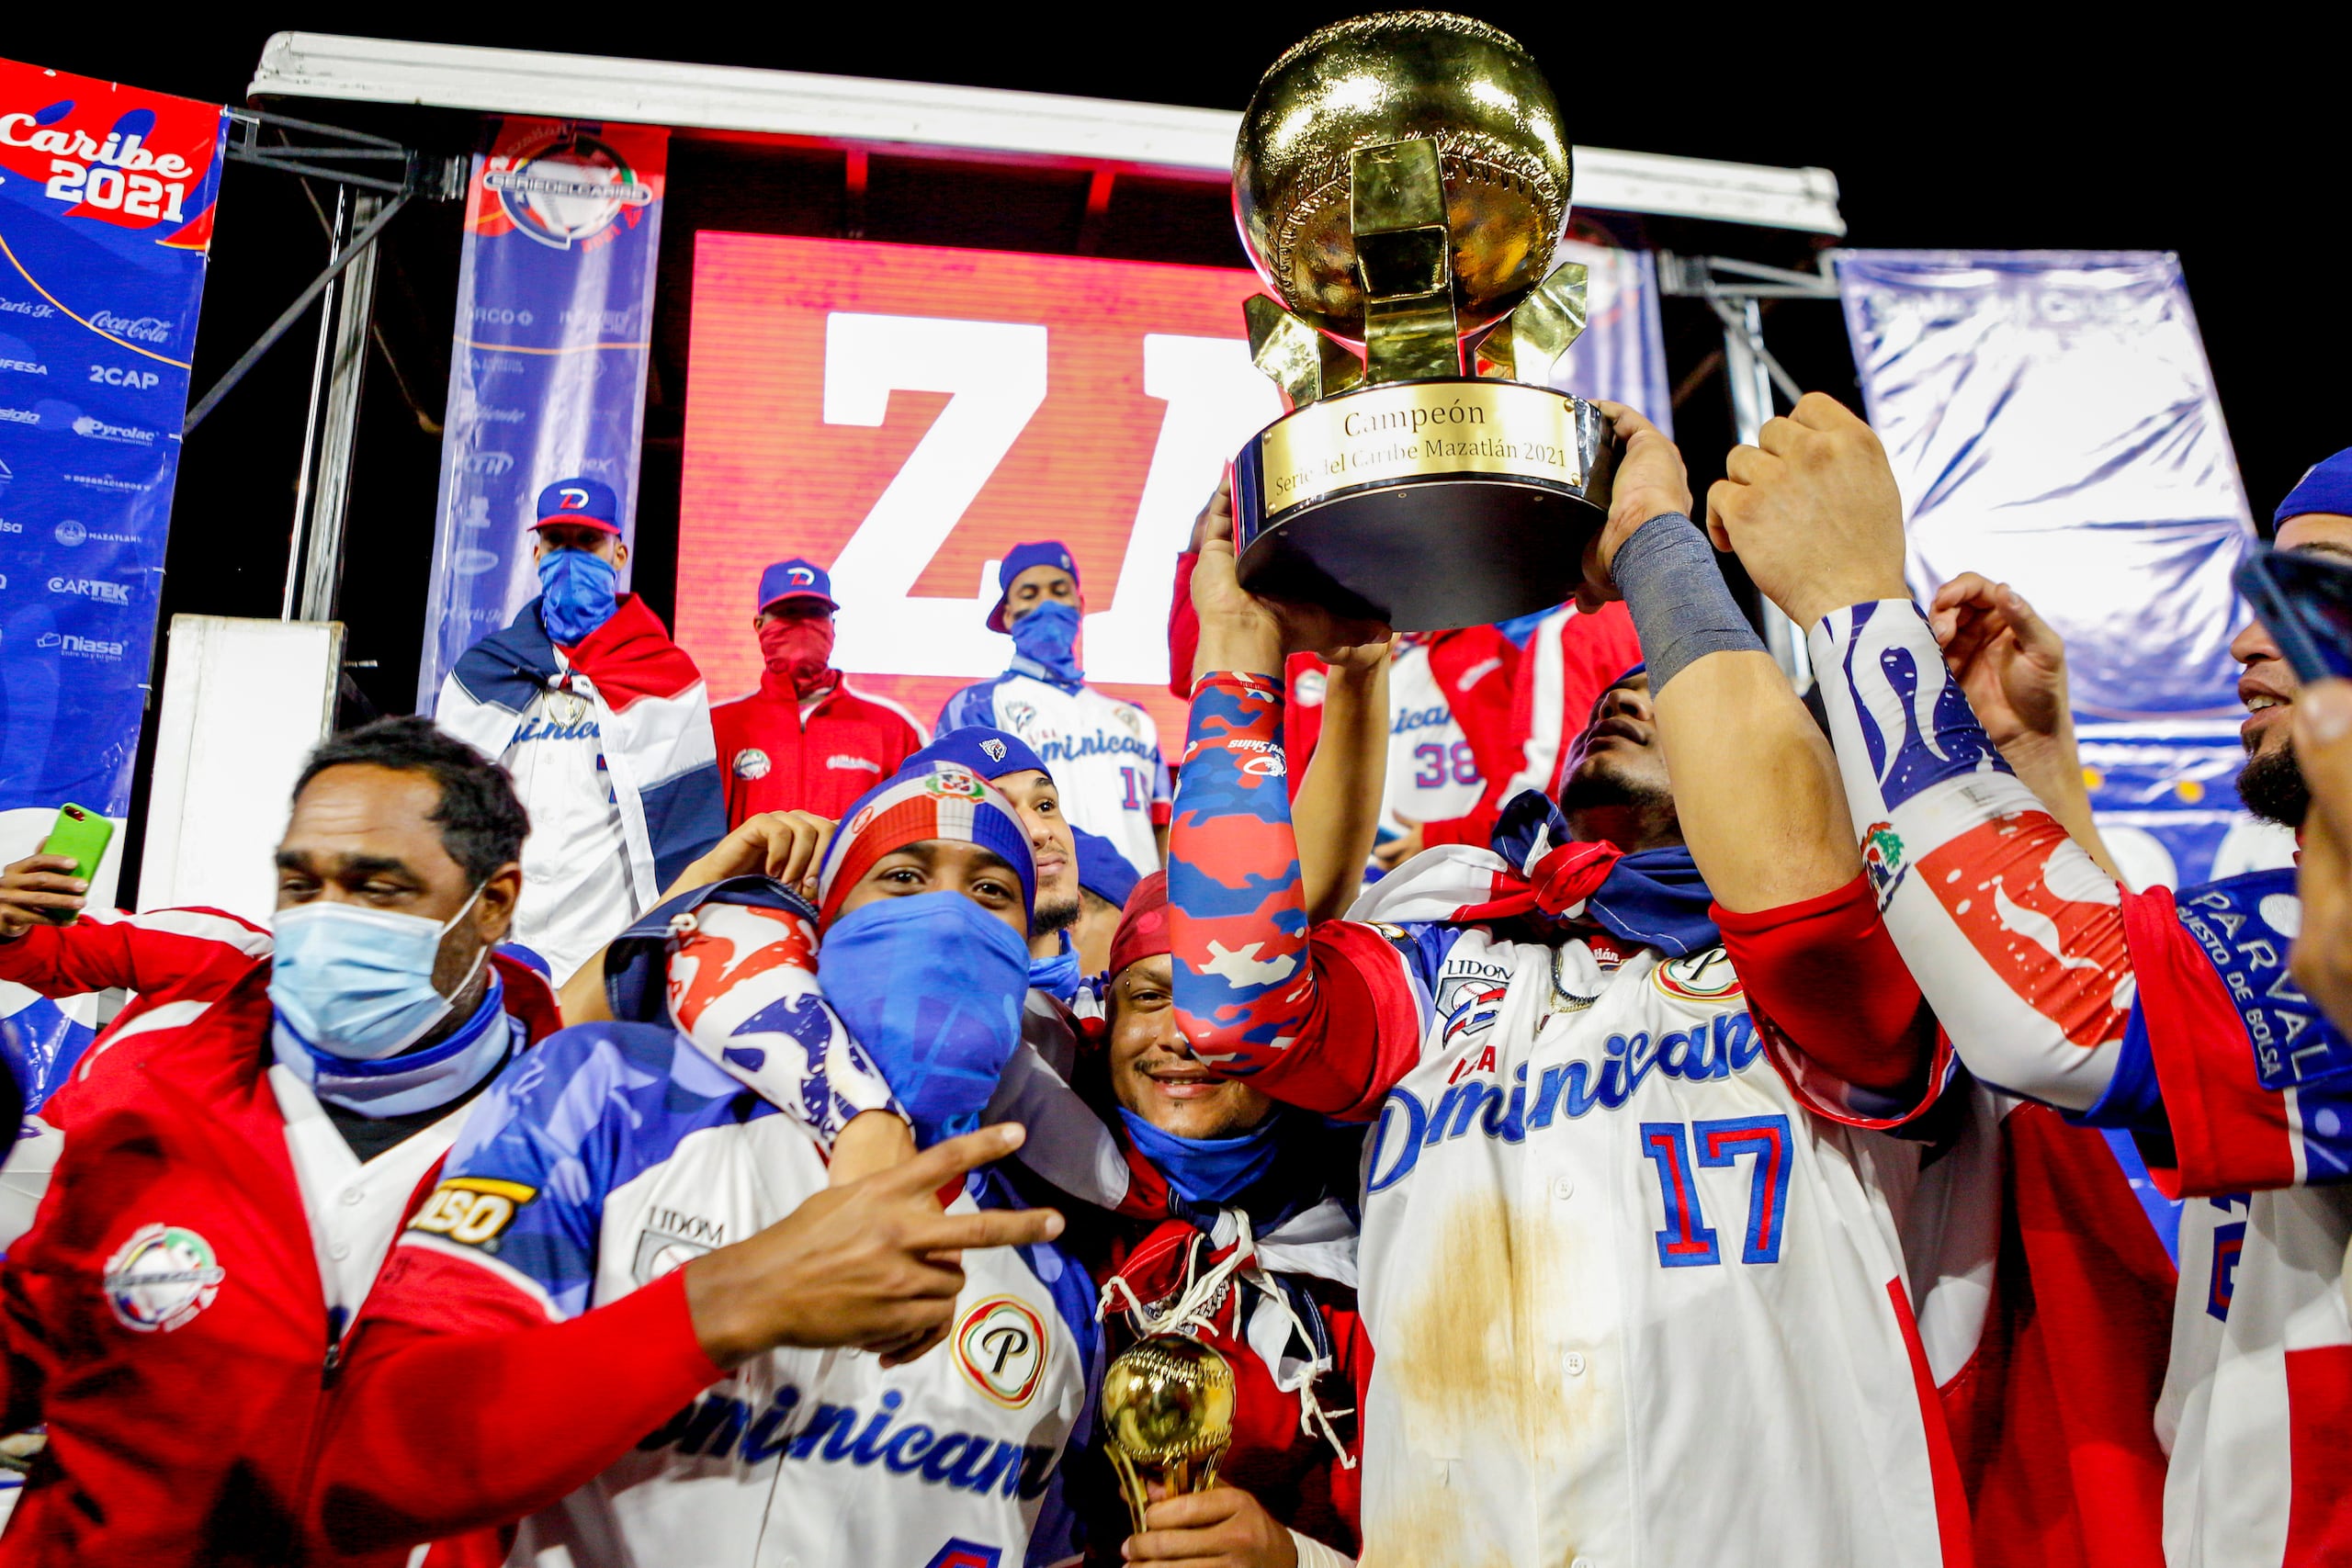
537,547 -> 619,645
1009,600 -> 1082,687
269,887 -> 489,1061
817,890 -> 1030,1145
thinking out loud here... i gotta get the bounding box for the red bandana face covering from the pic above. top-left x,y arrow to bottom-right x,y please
758,615 -> 836,696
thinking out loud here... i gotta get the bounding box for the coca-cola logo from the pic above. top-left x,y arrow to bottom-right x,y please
88,312 -> 172,344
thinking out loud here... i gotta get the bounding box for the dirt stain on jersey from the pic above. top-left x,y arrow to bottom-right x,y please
1362,1187 -> 1591,1568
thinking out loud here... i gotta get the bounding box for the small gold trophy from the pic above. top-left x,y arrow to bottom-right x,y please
1099,1333 -> 1238,1533
1230,11 -> 1611,630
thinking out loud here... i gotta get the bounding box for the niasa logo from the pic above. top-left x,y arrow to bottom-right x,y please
49,575 -> 131,604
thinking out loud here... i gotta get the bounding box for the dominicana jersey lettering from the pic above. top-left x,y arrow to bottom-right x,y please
936,671 -> 1169,877
372,1017 -> 1098,1568
1168,671 -> 1974,1568
1813,599 -> 2352,1568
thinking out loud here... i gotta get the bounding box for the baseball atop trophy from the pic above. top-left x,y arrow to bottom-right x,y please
1230,11 -> 1613,630
1098,1333 -> 1238,1534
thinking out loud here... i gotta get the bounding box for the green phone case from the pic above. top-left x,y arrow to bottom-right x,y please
40,803 -> 114,884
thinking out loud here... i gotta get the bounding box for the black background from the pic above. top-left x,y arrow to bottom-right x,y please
6,16 -> 2344,891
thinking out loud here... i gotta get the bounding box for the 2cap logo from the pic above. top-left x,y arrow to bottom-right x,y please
102,1224 -> 225,1333
732,747 -> 773,781
952,1295 -> 1047,1408
980,738 -> 1008,764
482,131 -> 655,251
410,1178 -> 537,1248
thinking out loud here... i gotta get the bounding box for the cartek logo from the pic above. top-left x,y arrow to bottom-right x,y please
87,312 -> 172,344
72,414 -> 154,444
49,576 -> 131,604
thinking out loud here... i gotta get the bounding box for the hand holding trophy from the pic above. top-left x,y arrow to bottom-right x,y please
1230,11 -> 1612,632
1098,1333 -> 1238,1535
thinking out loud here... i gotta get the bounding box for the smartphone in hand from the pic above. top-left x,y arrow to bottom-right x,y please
2235,546 -> 2352,685
36,805 -> 113,925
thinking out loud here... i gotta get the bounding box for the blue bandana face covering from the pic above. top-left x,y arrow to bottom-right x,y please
537,547 -> 619,645
1009,600 -> 1083,687
817,890 -> 1031,1145
1117,1107 -> 1283,1205
1028,929 -> 1082,1002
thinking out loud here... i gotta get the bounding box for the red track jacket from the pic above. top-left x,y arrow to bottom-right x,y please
710,670 -> 925,824
0,917 -> 559,1566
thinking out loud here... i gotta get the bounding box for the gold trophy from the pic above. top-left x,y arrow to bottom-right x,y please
1099,1334 -> 1238,1533
1231,11 -> 1612,630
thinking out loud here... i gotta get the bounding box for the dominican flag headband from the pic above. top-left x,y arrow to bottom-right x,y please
815,762 -> 1036,930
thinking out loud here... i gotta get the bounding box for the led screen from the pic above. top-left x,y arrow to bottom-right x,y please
679,231 -> 1284,743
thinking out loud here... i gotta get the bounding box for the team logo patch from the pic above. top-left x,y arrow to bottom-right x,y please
732,747 -> 772,781
1860,820 -> 1906,907
1651,948 -> 1743,1003
1004,701 -> 1037,730
922,1542 -> 1002,1568
410,1178 -> 537,1248
1114,705 -> 1143,737
923,766 -> 988,802
953,1295 -> 1048,1408
980,737 -> 1008,763
633,1230 -> 712,1283
102,1224 -> 225,1333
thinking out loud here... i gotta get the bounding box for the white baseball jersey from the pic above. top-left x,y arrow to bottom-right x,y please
1383,640 -> 1485,832
937,672 -> 1169,876
1335,900 -> 1962,1567
384,1021 -> 1097,1568
1812,599 -> 2352,1565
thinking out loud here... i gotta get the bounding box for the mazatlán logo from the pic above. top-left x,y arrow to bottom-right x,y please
481,131 -> 654,251
1861,821 -> 1906,907
953,1295 -> 1047,1408
102,1224 -> 225,1333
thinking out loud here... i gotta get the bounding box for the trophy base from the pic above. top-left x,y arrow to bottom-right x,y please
1232,377 -> 1614,632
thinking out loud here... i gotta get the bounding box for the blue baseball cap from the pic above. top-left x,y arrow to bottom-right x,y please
986,541 -> 1081,633
533,476 -> 622,535
758,558 -> 838,614
1071,826 -> 1138,909
910,727 -> 1054,785
2277,448 -> 2352,528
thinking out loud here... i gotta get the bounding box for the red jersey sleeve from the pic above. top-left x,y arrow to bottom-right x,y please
0,907 -> 267,1000
1716,874 -> 1950,1128
311,1252 -> 724,1554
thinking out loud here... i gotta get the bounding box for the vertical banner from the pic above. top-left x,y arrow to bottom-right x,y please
416,118 -> 666,707
0,58 -> 227,1097
676,233 -> 1671,741
1838,250 -> 2275,888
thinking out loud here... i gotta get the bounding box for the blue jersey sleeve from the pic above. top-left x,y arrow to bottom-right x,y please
410,1021 -> 693,1320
